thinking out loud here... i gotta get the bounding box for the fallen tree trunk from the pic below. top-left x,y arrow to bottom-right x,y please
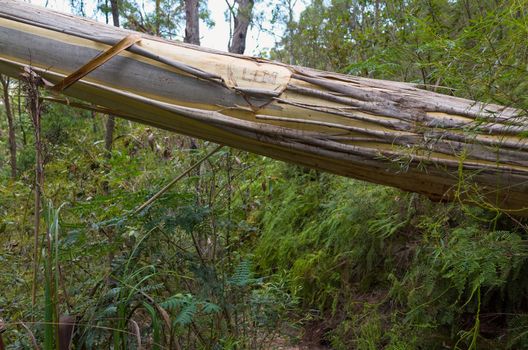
0,0 -> 526,215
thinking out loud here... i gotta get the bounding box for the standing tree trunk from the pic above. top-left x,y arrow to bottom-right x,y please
109,0 -> 119,27
184,0 -> 200,149
0,75 -> 17,179
228,0 -> 254,54
17,82 -> 27,146
184,0 -> 200,45
104,0 -> 121,290
286,0 -> 296,65
105,0 -> 120,157
155,0 -> 161,36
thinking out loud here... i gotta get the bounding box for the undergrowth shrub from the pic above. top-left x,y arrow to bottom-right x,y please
392,224 -> 528,349
252,164 -> 528,349
255,168 -> 412,310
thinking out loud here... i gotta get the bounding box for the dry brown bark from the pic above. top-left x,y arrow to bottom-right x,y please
0,0 -> 526,215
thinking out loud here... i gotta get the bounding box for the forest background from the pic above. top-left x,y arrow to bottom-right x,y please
1,0 -> 528,349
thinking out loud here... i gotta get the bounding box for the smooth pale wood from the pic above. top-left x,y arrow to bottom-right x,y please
52,34 -> 142,92
0,0 -> 527,215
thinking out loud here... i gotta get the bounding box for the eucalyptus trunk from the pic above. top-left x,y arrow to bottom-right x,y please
105,0 -> 120,155
184,0 -> 200,46
228,0 -> 254,54
0,0 -> 526,215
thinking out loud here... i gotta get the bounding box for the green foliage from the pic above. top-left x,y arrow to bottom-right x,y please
255,170 -> 409,309
251,163 -> 528,348
390,223 -> 527,348
116,0 -> 213,38
229,258 -> 257,287
272,0 -> 528,113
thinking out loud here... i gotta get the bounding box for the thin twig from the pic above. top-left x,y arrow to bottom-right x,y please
133,145 -> 223,214
22,68 -> 44,310
20,322 -> 40,350
130,320 -> 142,350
